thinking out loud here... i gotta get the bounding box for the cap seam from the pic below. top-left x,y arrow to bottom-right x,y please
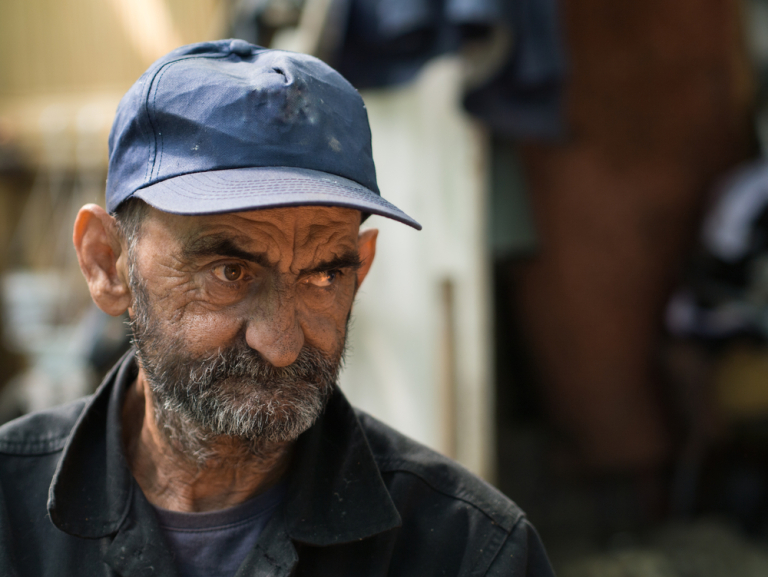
170,178 -> 369,194
148,62 -> 174,182
143,68 -> 160,185
154,180 -> 395,205
143,52 -> 231,187
132,75 -> 153,187
182,168 -> 377,195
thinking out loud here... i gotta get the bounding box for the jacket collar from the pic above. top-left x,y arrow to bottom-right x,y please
48,350 -> 401,543
48,350 -> 136,538
284,388 -> 402,545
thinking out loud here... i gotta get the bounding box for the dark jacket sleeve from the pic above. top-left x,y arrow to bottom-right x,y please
486,518 -> 556,576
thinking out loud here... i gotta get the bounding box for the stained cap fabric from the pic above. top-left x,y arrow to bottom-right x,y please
106,39 -> 421,230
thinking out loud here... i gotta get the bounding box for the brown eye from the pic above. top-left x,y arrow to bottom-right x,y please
214,264 -> 244,282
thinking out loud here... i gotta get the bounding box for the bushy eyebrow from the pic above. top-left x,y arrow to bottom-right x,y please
180,234 -> 361,274
302,251 -> 362,276
181,235 -> 271,267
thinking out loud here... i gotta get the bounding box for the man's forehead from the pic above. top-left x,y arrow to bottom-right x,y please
143,205 -> 362,253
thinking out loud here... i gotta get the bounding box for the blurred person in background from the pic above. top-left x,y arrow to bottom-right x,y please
0,40 -> 553,577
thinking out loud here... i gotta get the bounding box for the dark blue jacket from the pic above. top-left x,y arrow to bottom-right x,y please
0,351 -> 554,576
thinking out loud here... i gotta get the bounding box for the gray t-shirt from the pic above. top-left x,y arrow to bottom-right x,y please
153,484 -> 285,577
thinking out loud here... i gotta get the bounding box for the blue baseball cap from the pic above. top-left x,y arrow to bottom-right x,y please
106,39 -> 421,230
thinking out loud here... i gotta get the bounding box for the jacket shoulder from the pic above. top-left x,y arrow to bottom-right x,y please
0,397 -> 89,455
355,409 -> 524,533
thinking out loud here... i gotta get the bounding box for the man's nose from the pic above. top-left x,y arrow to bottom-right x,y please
244,288 -> 305,367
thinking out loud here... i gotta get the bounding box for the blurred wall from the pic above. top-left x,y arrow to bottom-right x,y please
0,0 -> 228,415
515,0 -> 755,471
340,58 -> 493,479
0,0 -> 227,170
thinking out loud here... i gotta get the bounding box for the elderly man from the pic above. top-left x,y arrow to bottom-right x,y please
0,40 -> 553,576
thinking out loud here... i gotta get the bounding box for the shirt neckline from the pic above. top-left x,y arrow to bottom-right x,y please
153,482 -> 287,531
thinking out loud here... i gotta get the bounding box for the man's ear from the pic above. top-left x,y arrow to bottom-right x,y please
73,204 -> 132,316
356,228 -> 378,289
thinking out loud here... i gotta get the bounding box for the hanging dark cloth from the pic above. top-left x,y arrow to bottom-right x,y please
332,0 -> 567,140
231,0 -> 567,140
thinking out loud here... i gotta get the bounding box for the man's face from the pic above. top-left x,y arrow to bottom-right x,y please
125,205 -> 366,451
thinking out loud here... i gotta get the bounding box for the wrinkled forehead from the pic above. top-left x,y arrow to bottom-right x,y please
142,205 -> 363,263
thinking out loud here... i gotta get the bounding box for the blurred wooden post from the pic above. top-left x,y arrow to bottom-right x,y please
439,278 -> 459,459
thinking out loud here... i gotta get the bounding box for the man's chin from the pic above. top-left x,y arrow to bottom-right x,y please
155,379 -> 333,447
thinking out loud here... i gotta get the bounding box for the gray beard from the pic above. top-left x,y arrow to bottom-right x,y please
127,270 -> 341,465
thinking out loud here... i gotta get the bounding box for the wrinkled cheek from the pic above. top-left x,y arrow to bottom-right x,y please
298,287 -> 354,356
171,311 -> 248,355
300,310 -> 349,359
150,280 -> 205,325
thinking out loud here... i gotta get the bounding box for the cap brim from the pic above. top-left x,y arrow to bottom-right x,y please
132,166 -> 422,230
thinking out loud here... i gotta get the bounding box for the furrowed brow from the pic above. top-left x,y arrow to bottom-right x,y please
302,251 -> 362,275
181,235 -> 271,266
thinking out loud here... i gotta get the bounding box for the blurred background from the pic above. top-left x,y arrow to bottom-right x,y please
4,0 -> 768,573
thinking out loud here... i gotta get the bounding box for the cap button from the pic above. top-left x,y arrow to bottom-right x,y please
229,39 -> 253,56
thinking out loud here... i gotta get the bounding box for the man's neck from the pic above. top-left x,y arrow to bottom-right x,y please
121,370 -> 293,512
